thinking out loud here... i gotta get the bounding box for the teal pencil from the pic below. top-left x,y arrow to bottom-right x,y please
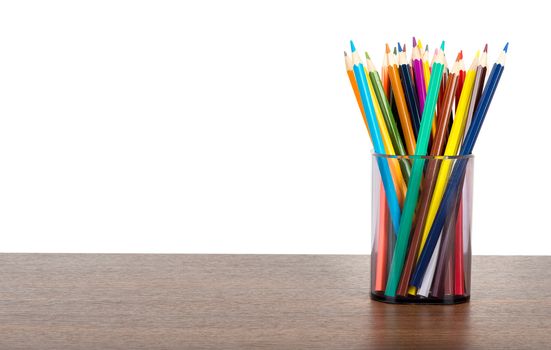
384,43 -> 447,297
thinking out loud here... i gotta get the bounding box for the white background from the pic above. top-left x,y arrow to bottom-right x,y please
0,1 -> 548,254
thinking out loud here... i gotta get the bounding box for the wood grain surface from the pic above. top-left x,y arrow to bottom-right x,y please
1,254 -> 550,349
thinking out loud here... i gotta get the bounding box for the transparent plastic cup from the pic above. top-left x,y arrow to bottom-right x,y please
370,154 -> 474,304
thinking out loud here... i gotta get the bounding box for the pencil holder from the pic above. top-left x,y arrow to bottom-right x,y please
370,154 -> 474,304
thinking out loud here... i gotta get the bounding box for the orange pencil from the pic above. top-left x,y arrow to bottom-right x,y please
344,52 -> 370,136
381,52 -> 390,98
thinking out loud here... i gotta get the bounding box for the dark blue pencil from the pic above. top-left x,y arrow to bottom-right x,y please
398,43 -> 421,136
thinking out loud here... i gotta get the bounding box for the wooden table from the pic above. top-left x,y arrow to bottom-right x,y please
1,254 -> 550,349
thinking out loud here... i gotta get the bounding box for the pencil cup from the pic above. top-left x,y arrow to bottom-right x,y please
370,154 -> 474,304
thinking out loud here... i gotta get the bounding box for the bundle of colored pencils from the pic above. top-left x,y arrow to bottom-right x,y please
345,38 -> 507,301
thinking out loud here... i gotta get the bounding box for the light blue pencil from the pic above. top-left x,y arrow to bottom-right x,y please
350,40 -> 401,232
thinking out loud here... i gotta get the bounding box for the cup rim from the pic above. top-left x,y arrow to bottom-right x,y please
371,152 -> 474,160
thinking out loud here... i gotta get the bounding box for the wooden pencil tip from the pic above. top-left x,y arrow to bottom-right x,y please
385,43 -> 390,53
365,51 -> 370,60
403,43 -> 406,52
350,40 -> 356,53
440,40 -> 445,51
397,42 -> 402,52
484,44 -> 488,53
344,51 -> 347,56
425,44 -> 429,51
393,47 -> 397,55
456,51 -> 462,61
475,50 -> 480,58
413,37 -> 417,47
503,42 -> 509,53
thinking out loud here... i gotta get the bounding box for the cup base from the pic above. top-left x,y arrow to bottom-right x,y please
370,291 -> 469,305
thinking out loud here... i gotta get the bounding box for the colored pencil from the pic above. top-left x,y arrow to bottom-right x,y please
412,38 -> 427,115
398,44 -> 421,137
365,52 -> 411,183
456,57 -> 467,111
350,41 -> 401,232
454,199 -> 464,294
411,44 -> 508,288
381,51 -> 391,98
442,51 -> 458,136
463,44 -> 488,140
386,44 -> 416,155
417,236 -> 441,297
420,42 -> 437,138
396,54 -> 461,296
461,43 -> 507,154
374,183 -> 388,291
344,52 -> 370,135
364,64 -> 408,202
384,46 -> 446,297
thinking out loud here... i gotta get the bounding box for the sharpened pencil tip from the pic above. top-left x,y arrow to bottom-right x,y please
456,51 -> 462,61
503,42 -> 509,53
350,40 -> 356,53
475,50 -> 480,58
484,44 -> 488,53
413,37 -> 417,47
365,51 -> 370,60
425,44 -> 428,51
385,43 -> 390,53
403,43 -> 406,52
418,39 -> 423,49
397,42 -> 402,52
393,47 -> 397,55
440,40 -> 445,51
344,51 -> 347,56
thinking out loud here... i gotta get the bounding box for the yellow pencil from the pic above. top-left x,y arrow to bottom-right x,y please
422,46 -> 431,92
417,51 -> 480,257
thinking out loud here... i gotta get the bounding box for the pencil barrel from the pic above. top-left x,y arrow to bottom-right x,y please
370,154 -> 473,304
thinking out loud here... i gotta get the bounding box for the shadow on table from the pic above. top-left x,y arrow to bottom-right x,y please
367,300 -> 472,348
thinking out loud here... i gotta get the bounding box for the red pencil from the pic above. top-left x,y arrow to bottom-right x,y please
374,183 -> 388,291
455,53 -> 466,111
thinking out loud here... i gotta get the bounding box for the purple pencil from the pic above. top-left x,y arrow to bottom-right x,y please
412,38 -> 426,114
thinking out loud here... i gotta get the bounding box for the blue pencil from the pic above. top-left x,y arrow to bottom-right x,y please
350,40 -> 401,232
398,43 -> 421,136
410,44 -> 508,288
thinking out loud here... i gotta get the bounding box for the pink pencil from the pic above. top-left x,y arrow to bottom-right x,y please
454,199 -> 465,295
412,37 -> 426,114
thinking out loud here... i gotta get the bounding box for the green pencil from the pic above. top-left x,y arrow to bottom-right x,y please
365,52 -> 411,183
384,43 -> 446,297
